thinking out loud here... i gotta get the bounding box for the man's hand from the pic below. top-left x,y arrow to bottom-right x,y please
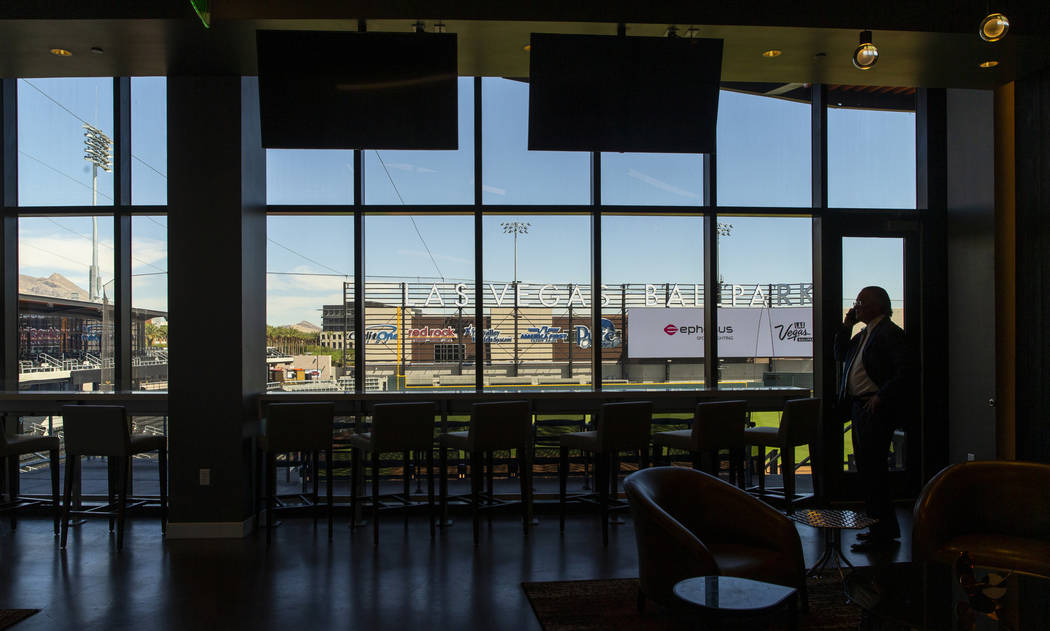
844,307 -> 858,330
864,394 -> 881,413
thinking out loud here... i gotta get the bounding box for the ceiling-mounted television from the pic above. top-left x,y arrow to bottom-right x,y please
257,30 -> 458,150
528,34 -> 723,154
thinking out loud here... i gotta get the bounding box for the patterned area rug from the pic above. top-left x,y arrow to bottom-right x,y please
0,609 -> 38,630
522,576 -> 861,631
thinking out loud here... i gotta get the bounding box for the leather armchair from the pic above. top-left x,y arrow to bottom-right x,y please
624,466 -> 807,612
912,460 -> 1050,578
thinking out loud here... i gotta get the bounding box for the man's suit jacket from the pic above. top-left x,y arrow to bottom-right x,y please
833,318 -> 916,425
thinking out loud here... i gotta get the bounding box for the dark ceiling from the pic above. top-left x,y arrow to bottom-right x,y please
1,1 -> 1047,89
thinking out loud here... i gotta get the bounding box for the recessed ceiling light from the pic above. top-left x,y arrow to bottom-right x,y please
979,60 -> 999,68
762,49 -> 782,58
523,43 -> 531,52
49,48 -> 72,57
852,30 -> 879,70
979,13 -> 1010,42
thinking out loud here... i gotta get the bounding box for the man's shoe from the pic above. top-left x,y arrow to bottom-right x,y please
850,537 -> 900,552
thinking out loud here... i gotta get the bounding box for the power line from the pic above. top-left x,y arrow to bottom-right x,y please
266,238 -> 348,276
373,150 -> 445,280
18,150 -> 114,202
43,217 -> 167,274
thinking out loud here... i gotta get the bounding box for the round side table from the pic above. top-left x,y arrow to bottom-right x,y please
673,575 -> 798,631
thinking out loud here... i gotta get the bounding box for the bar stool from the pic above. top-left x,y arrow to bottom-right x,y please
258,402 -> 334,545
1,426 -> 61,534
59,405 -> 168,550
651,400 -> 748,487
559,401 -> 653,546
349,402 -> 437,545
745,398 -> 822,514
438,401 -> 533,545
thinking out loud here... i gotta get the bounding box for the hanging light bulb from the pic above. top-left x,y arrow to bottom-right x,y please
979,13 -> 1010,42
852,30 -> 879,70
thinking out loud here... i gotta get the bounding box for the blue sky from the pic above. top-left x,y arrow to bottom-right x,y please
15,76 -> 913,327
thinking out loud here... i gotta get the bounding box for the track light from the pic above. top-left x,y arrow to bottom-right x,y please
979,12 -> 1009,42
852,30 -> 878,70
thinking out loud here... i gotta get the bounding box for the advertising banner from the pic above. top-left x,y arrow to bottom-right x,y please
627,307 -> 812,359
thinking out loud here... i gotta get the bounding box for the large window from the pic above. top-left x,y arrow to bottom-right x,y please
717,88 -> 811,207
482,78 -> 590,205
482,214 -> 592,391
265,216 -> 354,390
365,214 -> 474,392
600,153 -> 701,206
266,150 -> 356,205
18,216 -> 115,391
131,77 -> 167,206
601,214 -> 704,390
132,216 -> 168,390
18,78 -> 115,207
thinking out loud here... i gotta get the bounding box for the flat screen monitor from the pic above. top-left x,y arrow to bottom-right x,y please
528,34 -> 723,154
257,30 -> 458,150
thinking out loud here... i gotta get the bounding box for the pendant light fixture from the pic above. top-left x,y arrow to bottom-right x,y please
852,30 -> 878,70
979,12 -> 1010,42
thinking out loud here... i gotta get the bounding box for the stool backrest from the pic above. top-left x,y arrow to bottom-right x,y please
371,402 -> 436,451
598,401 -> 653,451
778,398 -> 821,447
61,405 -> 130,457
691,400 -> 748,450
468,401 -> 531,451
264,402 -> 335,452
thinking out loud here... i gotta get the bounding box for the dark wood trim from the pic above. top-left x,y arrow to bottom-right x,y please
993,82 -> 1016,460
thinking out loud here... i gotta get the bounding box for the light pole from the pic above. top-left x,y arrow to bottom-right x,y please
83,123 -> 112,302
501,221 -> 529,376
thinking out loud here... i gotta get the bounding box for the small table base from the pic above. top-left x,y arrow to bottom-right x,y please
785,508 -> 878,580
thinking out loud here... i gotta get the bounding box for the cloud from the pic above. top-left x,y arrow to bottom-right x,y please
385,162 -> 438,174
626,168 -> 700,199
266,293 -> 339,326
19,235 -> 115,280
394,249 -> 471,265
482,184 -> 506,196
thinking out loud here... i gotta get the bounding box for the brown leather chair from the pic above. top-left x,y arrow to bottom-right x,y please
912,460 -> 1050,578
349,402 -> 437,545
744,397 -> 821,513
258,402 -> 334,545
1,426 -> 61,534
624,466 -> 807,613
438,401 -> 533,545
652,400 -> 747,488
60,405 -> 168,550
558,401 -> 652,546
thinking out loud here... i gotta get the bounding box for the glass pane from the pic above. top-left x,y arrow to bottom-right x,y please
600,153 -> 701,206
482,214 -> 592,392
718,217 -> 813,490
365,214 -> 474,392
266,150 -> 355,205
18,216 -> 115,391
132,216 -> 168,390
18,78 -> 115,207
131,77 -> 167,205
266,216 -> 354,390
841,237 -> 906,472
717,89 -> 811,207
602,215 -> 704,390
482,78 -> 590,205
365,78 -> 474,204
828,95 -> 916,209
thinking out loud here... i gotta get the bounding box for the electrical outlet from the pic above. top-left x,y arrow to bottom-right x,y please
966,453 -> 975,462
199,468 -> 211,485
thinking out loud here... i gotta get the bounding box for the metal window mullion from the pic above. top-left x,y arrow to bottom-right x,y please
591,151 -> 602,391
354,150 -> 365,393
474,76 -> 484,393
114,77 -> 132,391
0,79 -> 17,391
703,152 -> 718,389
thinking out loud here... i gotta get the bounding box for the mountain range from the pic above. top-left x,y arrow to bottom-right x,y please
19,273 -> 89,301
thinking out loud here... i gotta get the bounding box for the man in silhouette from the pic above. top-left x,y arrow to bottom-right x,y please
835,286 -> 914,550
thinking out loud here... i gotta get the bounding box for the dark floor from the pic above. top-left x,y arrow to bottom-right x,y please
0,496 -> 913,631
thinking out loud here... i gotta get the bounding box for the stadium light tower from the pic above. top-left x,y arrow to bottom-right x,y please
500,221 -> 530,285
83,123 -> 112,302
